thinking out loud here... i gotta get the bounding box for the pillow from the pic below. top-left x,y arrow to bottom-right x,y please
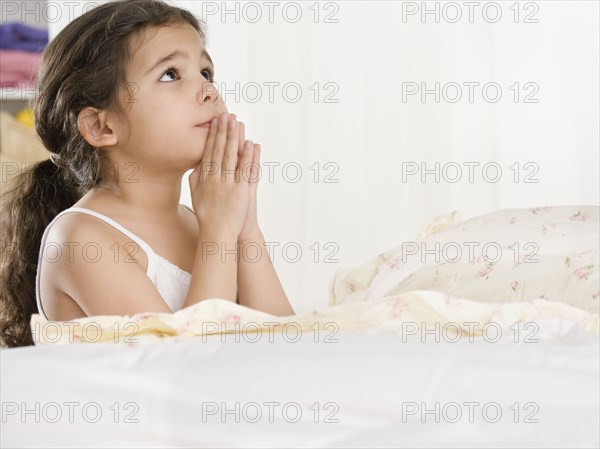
328,210 -> 463,305
329,206 -> 599,315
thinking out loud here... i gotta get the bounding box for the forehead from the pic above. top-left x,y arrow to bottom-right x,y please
127,23 -> 206,78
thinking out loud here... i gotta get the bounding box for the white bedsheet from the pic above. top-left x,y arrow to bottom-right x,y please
2,318 -> 598,448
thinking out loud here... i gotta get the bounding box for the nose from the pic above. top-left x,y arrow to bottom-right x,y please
199,78 -> 219,105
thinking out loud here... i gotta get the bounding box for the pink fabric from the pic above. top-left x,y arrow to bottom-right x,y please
0,49 -> 42,87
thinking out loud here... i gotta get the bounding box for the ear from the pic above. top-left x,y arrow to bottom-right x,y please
77,107 -> 119,148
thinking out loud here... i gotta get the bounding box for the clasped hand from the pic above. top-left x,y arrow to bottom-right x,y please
188,112 -> 261,241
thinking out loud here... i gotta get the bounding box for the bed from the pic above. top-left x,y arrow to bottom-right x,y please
2,205 -> 599,448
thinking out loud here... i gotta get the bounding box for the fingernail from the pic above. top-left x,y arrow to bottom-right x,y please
211,118 -> 218,127
229,119 -> 237,130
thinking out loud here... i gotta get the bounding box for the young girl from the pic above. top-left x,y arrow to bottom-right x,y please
0,0 -> 295,348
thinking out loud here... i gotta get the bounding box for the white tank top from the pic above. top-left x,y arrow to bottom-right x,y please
35,206 -> 192,320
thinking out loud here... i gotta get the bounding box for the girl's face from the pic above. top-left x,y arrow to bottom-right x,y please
111,22 -> 227,173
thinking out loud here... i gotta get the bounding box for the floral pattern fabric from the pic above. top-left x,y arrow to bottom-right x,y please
330,205 -> 599,315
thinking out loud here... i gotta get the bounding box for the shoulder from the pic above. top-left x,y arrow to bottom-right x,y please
44,210 -> 149,273
47,210 -> 122,244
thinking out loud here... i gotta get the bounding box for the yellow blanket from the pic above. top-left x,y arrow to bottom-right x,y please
30,291 -> 598,345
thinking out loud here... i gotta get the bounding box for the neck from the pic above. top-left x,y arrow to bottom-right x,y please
94,165 -> 185,219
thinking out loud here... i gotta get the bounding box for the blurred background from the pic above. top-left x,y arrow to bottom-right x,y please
1,1 -> 598,312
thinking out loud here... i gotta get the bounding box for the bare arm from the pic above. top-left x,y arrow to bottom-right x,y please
182,230 -> 238,308
237,230 -> 295,316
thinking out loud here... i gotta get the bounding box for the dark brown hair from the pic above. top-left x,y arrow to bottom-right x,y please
0,0 -> 205,347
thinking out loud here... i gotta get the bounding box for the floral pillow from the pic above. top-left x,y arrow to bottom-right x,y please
329,206 -> 599,315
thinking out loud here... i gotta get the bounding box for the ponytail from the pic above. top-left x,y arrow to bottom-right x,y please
0,159 -> 79,347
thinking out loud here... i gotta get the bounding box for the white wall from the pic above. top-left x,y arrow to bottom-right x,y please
45,1 -> 599,312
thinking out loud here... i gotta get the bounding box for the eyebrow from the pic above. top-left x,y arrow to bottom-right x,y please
144,49 -> 214,76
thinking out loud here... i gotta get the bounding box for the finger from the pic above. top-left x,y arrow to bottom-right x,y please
223,115 -> 239,181
203,116 -> 219,165
254,143 -> 260,163
250,144 -> 261,185
212,113 -> 230,173
237,121 -> 245,159
238,139 -> 254,183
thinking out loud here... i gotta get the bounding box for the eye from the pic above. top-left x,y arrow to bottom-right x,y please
201,67 -> 215,83
159,66 -> 180,82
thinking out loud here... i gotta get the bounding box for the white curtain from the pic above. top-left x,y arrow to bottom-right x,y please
50,1 -> 599,312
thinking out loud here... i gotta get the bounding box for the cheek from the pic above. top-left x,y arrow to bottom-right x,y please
127,100 -> 211,154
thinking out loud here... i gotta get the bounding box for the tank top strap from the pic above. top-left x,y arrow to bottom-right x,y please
60,207 -> 158,276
